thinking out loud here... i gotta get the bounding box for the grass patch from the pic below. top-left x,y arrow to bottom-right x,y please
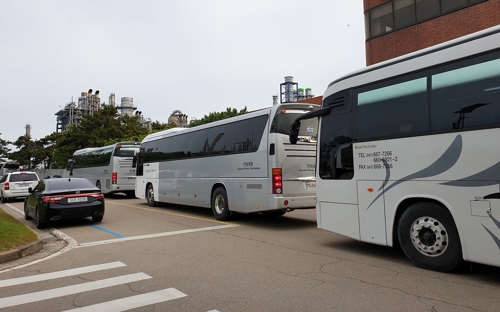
0,208 -> 38,252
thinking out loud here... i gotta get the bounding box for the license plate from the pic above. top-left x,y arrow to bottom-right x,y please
305,182 -> 316,190
68,197 -> 88,203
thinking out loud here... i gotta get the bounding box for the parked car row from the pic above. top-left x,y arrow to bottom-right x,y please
1,171 -> 105,229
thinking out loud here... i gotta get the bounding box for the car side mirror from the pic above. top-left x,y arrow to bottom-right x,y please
28,187 -> 33,193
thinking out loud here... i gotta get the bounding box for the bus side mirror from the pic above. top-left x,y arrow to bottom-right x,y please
132,155 -> 137,168
289,121 -> 300,144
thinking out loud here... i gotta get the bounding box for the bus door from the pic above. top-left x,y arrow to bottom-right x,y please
317,108 -> 361,240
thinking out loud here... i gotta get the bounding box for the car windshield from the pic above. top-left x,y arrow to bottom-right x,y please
48,179 -> 95,191
9,173 -> 38,182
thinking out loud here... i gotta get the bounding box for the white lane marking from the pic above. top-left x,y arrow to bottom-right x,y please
75,224 -> 238,248
0,273 -> 152,309
0,261 -> 126,288
61,288 -> 187,312
207,310 -> 221,312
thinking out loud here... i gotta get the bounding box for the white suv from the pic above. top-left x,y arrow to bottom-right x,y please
0,172 -> 40,203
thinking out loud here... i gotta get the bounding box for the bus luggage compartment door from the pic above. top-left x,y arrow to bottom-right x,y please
357,180 -> 387,246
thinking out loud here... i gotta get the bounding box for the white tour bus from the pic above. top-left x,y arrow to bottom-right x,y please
290,25 -> 500,272
68,142 -> 141,196
134,103 -> 319,220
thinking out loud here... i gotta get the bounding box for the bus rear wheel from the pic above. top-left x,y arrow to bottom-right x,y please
146,184 -> 156,207
397,202 -> 462,272
212,187 -> 231,221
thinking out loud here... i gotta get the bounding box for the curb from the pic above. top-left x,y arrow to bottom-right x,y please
0,240 -> 44,264
0,203 -> 61,265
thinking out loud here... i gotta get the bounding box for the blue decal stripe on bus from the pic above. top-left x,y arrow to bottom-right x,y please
89,225 -> 125,238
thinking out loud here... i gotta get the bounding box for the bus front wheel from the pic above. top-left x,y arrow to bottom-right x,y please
146,184 -> 156,207
212,187 -> 231,221
397,202 -> 462,272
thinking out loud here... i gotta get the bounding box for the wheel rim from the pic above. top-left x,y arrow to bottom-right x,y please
147,187 -> 154,203
214,194 -> 225,215
410,216 -> 448,257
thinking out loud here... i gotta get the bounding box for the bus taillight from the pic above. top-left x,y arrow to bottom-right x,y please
112,172 -> 117,184
272,168 -> 282,194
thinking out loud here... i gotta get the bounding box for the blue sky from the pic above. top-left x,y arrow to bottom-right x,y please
0,0 -> 365,144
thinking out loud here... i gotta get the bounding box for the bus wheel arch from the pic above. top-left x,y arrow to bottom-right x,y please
395,200 -> 462,272
211,184 -> 231,221
146,183 -> 156,207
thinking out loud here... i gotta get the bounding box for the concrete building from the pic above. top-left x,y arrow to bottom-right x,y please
364,0 -> 500,65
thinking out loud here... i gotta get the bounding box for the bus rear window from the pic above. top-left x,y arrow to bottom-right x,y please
114,146 -> 140,157
271,113 -> 318,142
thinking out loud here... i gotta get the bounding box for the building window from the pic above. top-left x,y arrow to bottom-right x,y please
416,0 -> 440,22
365,0 -> 488,40
441,0 -> 468,14
370,2 -> 394,38
394,0 -> 416,29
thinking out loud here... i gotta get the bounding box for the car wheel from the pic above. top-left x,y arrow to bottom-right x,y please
35,207 -> 47,229
211,187 -> 231,221
1,192 -> 7,203
24,202 -> 32,220
92,215 -> 103,222
146,184 -> 156,207
397,202 -> 462,272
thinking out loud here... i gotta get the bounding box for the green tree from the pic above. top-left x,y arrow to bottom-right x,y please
9,135 -> 41,170
52,104 -> 150,167
151,120 -> 175,131
0,134 -> 10,156
188,107 -> 247,128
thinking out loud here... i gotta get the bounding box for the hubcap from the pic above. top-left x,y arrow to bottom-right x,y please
214,194 -> 225,215
410,216 -> 448,257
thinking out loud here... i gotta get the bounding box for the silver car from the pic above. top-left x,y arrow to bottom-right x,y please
0,171 -> 40,203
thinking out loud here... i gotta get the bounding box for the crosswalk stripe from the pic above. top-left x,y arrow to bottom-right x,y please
0,262 -> 126,288
61,288 -> 187,311
0,273 -> 151,309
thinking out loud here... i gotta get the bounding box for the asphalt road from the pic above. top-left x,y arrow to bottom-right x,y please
1,195 -> 500,311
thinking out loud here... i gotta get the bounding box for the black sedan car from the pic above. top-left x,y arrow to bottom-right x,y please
24,178 -> 105,229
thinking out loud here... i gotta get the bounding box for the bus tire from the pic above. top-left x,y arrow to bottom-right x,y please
96,180 -> 101,190
212,187 -> 231,221
146,184 -> 156,207
397,202 -> 462,272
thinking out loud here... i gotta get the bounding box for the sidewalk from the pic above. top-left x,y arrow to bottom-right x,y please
0,203 -> 63,265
